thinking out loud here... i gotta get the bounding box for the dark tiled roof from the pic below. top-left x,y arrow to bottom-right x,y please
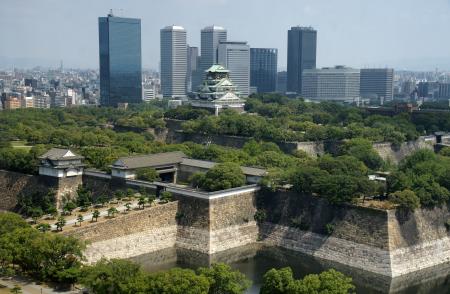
38,148 -> 83,161
180,158 -> 267,177
112,151 -> 186,169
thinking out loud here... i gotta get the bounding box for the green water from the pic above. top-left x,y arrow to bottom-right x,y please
130,245 -> 450,294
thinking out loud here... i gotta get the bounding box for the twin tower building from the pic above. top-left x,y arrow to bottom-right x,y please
98,12 -> 279,107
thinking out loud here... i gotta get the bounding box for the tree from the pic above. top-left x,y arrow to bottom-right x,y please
77,214 -> 84,226
115,190 -> 125,201
125,202 -> 132,212
260,267 -> 295,294
193,163 -> 246,192
55,216 -> 66,231
107,207 -> 118,218
389,189 -> 420,211
92,210 -> 100,222
36,223 -> 51,233
136,167 -> 160,182
9,285 -> 22,294
63,201 -> 77,215
138,197 -> 146,209
76,185 -> 93,207
80,259 -> 147,294
147,268 -> 210,294
339,138 -> 383,170
260,268 -> 355,294
197,263 -> 251,294
0,213 -> 29,235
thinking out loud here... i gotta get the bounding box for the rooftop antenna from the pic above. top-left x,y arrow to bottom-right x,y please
108,9 -> 114,17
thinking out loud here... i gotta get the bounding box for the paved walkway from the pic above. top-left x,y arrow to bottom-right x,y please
50,200 -> 158,230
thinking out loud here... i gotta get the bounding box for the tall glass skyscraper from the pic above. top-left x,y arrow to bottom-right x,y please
250,48 -> 278,93
160,25 -> 187,98
287,26 -> 317,94
98,13 -> 142,106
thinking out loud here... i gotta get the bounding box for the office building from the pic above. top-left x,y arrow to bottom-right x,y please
218,41 -> 250,96
302,66 -> 360,102
401,80 -> 416,96
160,25 -> 187,98
187,46 -> 199,92
34,95 -> 51,108
250,48 -> 278,93
24,78 -> 38,89
22,96 -> 34,108
4,97 -> 21,110
418,81 -> 440,99
360,68 -> 394,102
287,26 -> 317,94
199,25 -> 227,87
439,83 -> 450,99
98,12 -> 142,106
276,71 -> 287,93
143,87 -> 156,102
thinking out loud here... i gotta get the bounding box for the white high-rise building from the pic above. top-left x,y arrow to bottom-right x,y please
218,41 -> 250,97
198,26 -> 227,88
160,25 -> 187,98
302,66 -> 360,102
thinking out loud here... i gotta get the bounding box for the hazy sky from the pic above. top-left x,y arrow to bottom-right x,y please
1,0 -> 450,71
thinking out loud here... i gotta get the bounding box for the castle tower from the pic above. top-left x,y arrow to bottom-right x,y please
38,148 -> 85,209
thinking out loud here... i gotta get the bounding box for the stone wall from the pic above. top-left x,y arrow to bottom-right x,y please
0,170 -> 51,212
64,201 -> 178,263
372,137 -> 435,164
259,189 -> 450,277
174,190 -> 258,254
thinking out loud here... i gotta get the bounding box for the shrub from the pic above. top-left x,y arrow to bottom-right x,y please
325,223 -> 335,235
389,189 -> 420,211
254,210 -> 267,224
160,191 -> 173,203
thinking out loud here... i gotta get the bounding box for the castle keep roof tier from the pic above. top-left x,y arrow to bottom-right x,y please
189,64 -> 245,115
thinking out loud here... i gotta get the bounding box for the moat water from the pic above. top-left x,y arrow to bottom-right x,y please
130,244 -> 450,294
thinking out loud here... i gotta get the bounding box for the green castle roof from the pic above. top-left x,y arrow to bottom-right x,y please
206,64 -> 229,73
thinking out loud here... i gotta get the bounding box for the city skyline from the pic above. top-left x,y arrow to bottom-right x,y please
1,0 -> 450,71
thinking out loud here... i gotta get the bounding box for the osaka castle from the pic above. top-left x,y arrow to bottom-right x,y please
189,64 -> 246,115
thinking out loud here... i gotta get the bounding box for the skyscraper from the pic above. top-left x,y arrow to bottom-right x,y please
360,68 -> 394,102
302,66 -> 360,102
218,41 -> 250,97
287,26 -> 317,94
99,12 -> 142,106
187,46 -> 199,93
250,48 -> 278,93
160,25 -> 187,98
199,26 -> 227,86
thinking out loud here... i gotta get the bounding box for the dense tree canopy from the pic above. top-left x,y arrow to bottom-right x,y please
260,267 -> 355,294
0,213 -> 85,283
387,149 -> 450,207
190,162 -> 246,192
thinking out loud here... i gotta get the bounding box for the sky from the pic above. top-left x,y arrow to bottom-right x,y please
1,0 -> 450,71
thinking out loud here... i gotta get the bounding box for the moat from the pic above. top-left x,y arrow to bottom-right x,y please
131,244 -> 450,294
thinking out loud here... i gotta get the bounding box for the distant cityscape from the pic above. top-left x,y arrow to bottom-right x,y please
1,11 -> 450,110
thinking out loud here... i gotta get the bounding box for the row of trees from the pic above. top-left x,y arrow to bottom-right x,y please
81,258 -> 355,294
